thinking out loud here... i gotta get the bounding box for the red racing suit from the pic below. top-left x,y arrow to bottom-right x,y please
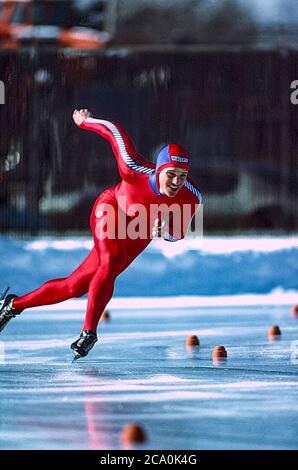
13,118 -> 202,332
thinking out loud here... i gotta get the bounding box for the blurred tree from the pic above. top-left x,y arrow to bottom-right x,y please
111,0 -> 258,45
200,0 -> 258,45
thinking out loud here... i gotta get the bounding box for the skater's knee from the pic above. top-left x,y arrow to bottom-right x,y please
43,277 -> 86,298
67,279 -> 88,298
101,252 -> 126,275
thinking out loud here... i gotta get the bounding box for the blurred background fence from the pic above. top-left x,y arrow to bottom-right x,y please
0,0 -> 297,236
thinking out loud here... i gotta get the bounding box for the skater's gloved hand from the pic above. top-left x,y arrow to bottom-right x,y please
152,218 -> 166,238
73,108 -> 92,126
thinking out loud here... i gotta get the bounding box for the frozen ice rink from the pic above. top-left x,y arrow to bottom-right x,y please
0,301 -> 297,450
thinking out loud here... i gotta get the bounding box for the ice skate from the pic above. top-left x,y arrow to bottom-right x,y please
0,287 -> 20,333
71,330 -> 98,360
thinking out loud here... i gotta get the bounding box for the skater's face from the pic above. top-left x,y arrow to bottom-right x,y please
158,168 -> 188,197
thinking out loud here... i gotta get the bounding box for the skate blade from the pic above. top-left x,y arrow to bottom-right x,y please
0,287 -> 9,302
72,353 -> 82,363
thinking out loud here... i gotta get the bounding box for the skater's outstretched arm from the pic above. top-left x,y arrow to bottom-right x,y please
73,109 -> 152,181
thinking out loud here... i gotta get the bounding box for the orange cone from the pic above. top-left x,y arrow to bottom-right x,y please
121,423 -> 146,445
268,325 -> 281,341
101,310 -> 110,322
212,345 -> 227,365
213,345 -> 227,358
291,306 -> 298,318
186,335 -> 200,347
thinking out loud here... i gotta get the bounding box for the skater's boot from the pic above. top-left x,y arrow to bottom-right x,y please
71,330 -> 98,360
0,293 -> 21,333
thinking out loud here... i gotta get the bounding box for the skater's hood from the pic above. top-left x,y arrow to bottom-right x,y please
149,144 -> 191,195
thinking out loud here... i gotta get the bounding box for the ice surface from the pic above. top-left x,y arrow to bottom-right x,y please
0,304 -> 297,450
0,236 -> 297,449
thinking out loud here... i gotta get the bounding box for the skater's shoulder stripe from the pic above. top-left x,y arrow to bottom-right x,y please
86,118 -> 154,175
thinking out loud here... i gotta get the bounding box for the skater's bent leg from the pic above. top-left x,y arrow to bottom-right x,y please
83,239 -> 127,332
13,247 -> 99,311
83,237 -> 151,333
